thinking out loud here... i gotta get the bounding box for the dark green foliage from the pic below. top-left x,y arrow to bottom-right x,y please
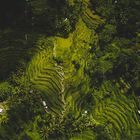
99,24 -> 116,46
0,0 -> 140,139
94,125 -> 111,140
47,0 -> 66,8
89,0 -> 140,94
0,82 -> 12,102
91,0 -> 140,38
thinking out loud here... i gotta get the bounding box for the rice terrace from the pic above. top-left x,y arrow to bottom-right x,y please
0,0 -> 140,140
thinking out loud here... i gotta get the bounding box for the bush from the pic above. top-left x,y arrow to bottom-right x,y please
99,24 -> 116,47
0,82 -> 12,102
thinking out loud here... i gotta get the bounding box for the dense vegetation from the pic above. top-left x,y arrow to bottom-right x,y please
0,0 -> 140,139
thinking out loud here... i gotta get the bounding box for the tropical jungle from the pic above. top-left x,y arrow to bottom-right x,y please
0,0 -> 140,140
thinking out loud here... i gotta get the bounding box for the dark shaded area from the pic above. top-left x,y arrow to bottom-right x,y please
88,0 -> 140,96
0,0 -> 26,27
91,0 -> 140,38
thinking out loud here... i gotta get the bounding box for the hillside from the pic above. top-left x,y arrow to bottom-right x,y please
0,0 -> 140,140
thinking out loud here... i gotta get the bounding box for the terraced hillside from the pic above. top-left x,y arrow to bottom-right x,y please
0,0 -> 140,139
93,80 -> 140,140
25,37 -> 65,115
22,0 -> 140,139
0,46 -> 28,80
25,0 -> 139,138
